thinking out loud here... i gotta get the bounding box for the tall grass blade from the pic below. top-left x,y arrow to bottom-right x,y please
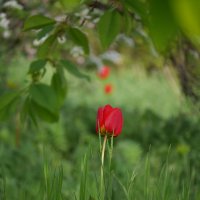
79,154 -> 88,200
0,175 -> 6,200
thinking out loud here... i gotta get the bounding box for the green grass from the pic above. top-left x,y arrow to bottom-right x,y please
1,142 -> 197,200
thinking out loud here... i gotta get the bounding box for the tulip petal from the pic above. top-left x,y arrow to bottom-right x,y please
103,104 -> 113,120
104,108 -> 123,136
96,107 -> 104,133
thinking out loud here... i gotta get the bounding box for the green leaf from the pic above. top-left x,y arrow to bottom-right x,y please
0,91 -> 20,121
172,0 -> 200,45
23,14 -> 56,31
27,83 -> 60,123
122,12 -> 134,35
0,91 -> 19,111
148,0 -> 178,52
60,60 -> 90,81
28,59 -> 47,74
0,100 -> 20,121
59,0 -> 82,11
20,97 -> 29,123
20,97 -> 38,126
37,34 -> 57,59
51,71 -> 67,106
121,0 -> 147,22
67,27 -> 89,54
37,25 -> 55,40
29,83 -> 59,114
97,10 -> 122,49
30,99 -> 59,123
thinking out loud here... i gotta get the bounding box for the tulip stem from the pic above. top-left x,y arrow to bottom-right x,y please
100,134 -> 107,199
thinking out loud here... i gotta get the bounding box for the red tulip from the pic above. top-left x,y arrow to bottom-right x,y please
97,66 -> 110,79
96,104 -> 123,137
104,84 -> 113,94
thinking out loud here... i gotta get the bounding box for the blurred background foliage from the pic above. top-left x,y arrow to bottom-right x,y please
1,0 -> 200,199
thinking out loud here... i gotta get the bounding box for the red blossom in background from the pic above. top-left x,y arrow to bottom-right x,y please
97,66 -> 110,79
96,104 -> 123,137
104,84 -> 113,94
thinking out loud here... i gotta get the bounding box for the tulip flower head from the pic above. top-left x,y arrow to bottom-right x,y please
97,66 -> 110,79
104,84 -> 113,94
96,104 -> 123,137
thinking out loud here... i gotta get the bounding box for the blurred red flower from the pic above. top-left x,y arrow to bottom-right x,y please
96,104 -> 123,137
97,66 -> 110,79
104,84 -> 113,94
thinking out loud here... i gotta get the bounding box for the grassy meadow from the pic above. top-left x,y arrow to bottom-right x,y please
0,55 -> 200,200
